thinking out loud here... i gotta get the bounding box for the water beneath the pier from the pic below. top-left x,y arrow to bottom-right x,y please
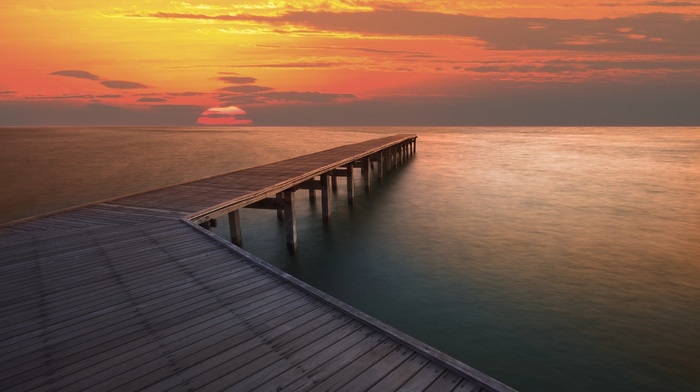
2,127 -> 699,391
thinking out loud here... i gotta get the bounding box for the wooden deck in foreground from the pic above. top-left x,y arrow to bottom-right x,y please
0,135 -> 516,391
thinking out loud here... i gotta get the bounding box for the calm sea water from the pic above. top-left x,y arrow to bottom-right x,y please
1,126 -> 699,391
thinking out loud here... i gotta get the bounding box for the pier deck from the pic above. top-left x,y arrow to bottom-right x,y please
0,135 -> 515,391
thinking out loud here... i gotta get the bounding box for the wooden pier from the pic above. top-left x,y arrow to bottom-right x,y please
0,135 -> 516,391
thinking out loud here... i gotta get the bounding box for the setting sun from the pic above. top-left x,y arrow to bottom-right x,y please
197,105 -> 253,125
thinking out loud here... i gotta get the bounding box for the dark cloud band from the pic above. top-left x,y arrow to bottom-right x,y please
49,70 -> 100,80
100,80 -> 148,89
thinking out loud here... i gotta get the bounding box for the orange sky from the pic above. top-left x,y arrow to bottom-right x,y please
1,0 -> 699,125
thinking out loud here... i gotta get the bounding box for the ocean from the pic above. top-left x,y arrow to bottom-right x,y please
1,126 -> 699,391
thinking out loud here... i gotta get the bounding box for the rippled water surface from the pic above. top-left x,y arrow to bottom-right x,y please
2,127 -> 699,391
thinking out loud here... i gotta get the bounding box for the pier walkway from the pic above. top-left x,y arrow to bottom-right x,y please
0,135 -> 516,391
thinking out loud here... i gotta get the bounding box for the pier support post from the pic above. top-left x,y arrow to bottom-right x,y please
276,193 -> 284,220
228,210 -> 242,247
331,172 -> 338,192
363,157 -> 371,193
345,163 -> 354,205
377,152 -> 384,183
309,177 -> 316,204
321,174 -> 331,222
283,190 -> 297,253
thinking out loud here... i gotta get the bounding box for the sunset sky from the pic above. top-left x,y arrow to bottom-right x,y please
1,0 -> 699,126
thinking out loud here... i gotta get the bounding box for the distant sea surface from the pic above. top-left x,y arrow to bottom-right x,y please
1,126 -> 699,391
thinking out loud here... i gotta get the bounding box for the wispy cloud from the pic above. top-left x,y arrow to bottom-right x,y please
49,70 -> 101,80
167,91 -> 207,96
0,101 -> 206,126
22,94 -> 123,100
227,62 -> 345,69
259,91 -> 357,103
220,85 -> 274,93
255,43 -> 433,57
48,70 -> 152,90
137,97 -> 168,102
601,1 -> 700,6
460,59 -> 700,73
100,80 -> 149,89
138,10 -> 700,54
218,76 -> 257,84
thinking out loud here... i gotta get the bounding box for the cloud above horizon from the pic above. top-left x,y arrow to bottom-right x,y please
601,1 -> 700,7
219,85 -> 274,93
49,70 -> 101,80
139,10 -> 700,54
218,76 -> 258,84
137,97 -> 168,102
100,80 -> 149,89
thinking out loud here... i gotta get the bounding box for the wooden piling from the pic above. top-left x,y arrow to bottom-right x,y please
283,190 -> 297,253
377,152 -> 384,183
346,162 -> 354,205
392,146 -> 398,170
228,210 -> 242,246
308,177 -> 317,203
364,157 -> 371,193
276,192 -> 284,220
321,173 -> 331,222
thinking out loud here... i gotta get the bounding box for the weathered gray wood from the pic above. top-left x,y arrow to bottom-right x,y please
376,152 -> 384,183
228,210 -> 242,246
245,197 -> 283,210
455,378 -> 486,392
346,162 -> 355,205
321,173 -> 331,223
424,370 -> 464,391
276,192 -> 284,220
338,345 -> 415,391
331,171 -> 338,191
306,338 -> 400,390
364,156 -> 371,193
284,190 -> 297,253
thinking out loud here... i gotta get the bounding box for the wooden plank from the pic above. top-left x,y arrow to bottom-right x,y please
399,362 -> 447,391
244,197 -> 283,210
367,353 -> 431,391
424,370 -> 464,392
455,378 -> 487,392
337,345 -> 415,391
261,321 -> 386,391
189,307 -> 351,391
305,338 -> 401,391
229,311 -> 352,391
